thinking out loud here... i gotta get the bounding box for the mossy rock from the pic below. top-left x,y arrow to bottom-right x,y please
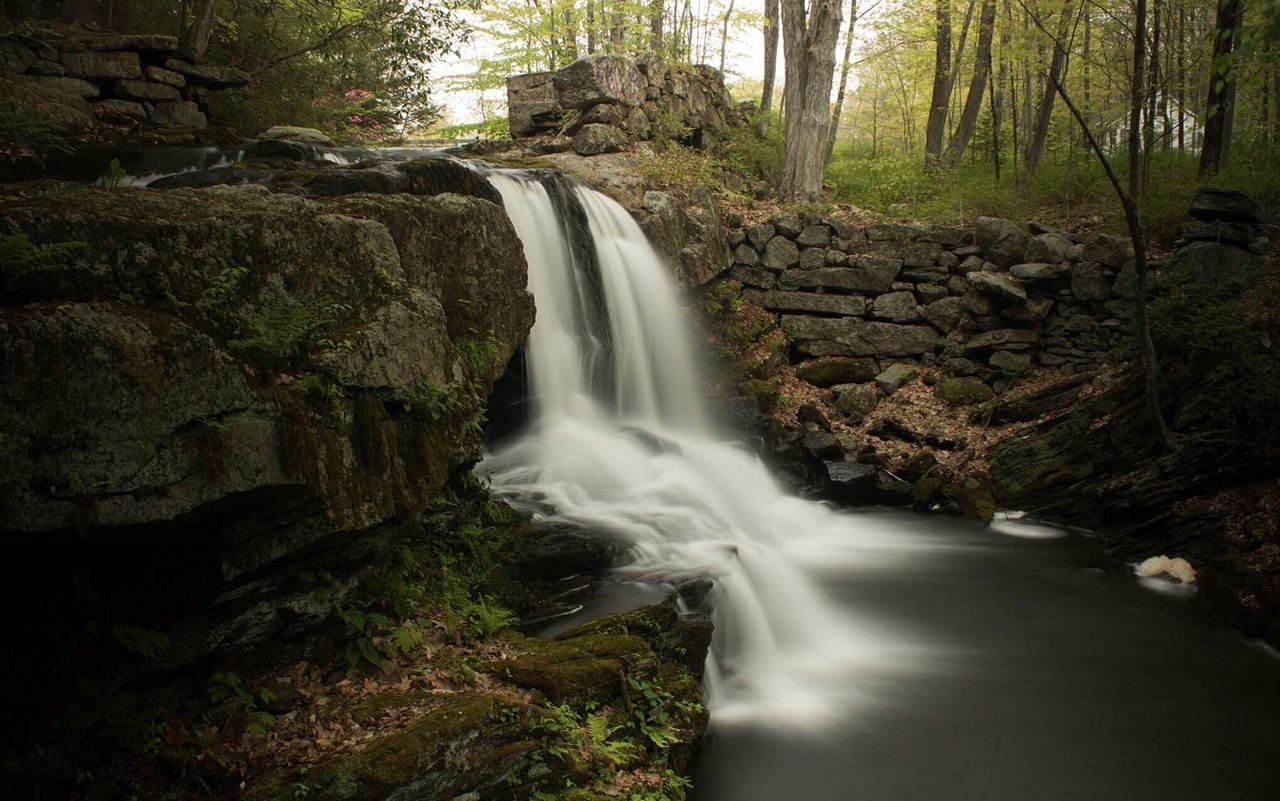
244,693 -> 534,801
489,630 -> 655,704
740,377 -> 781,412
943,474 -> 995,522
934,376 -> 995,406
557,598 -> 678,643
348,689 -> 436,725
795,357 -> 879,388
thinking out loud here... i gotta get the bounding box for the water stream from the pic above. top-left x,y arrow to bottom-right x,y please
480,170 -> 1280,799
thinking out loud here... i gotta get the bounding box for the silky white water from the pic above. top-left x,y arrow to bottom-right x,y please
480,171 -> 926,728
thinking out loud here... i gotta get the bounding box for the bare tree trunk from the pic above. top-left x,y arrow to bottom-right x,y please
759,0 -> 780,133
1220,18 -> 1241,167
650,0 -> 663,52
587,0 -> 597,53
179,0 -> 218,63
1199,0 -> 1243,176
1142,0 -> 1160,190
924,0 -> 953,169
1274,65 -> 1280,144
825,0 -> 858,162
1129,0 -> 1145,201
563,7 -> 579,60
718,0 -> 735,72
1037,29 -> 1174,450
780,0 -> 843,201
1177,3 -> 1185,150
991,56 -> 1003,181
1024,0 -> 1075,177
943,0 -> 996,167
944,0 -> 978,112
610,3 -> 624,53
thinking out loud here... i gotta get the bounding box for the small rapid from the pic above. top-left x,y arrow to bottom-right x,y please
480,171 -> 930,727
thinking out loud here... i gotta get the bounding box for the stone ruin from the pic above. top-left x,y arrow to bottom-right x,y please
0,29 -> 249,129
506,54 -> 743,156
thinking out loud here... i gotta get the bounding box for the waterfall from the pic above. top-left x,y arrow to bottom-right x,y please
481,171 -> 924,728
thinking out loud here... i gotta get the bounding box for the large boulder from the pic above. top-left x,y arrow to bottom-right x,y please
0,184 -> 534,603
571,123 -> 629,155
506,71 -> 563,137
553,54 -> 645,109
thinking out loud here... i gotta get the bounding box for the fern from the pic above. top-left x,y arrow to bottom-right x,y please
230,296 -> 349,363
0,233 -> 76,295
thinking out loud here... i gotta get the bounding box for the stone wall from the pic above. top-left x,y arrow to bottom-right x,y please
507,54 -> 743,155
0,28 -> 249,129
725,211 -> 1144,383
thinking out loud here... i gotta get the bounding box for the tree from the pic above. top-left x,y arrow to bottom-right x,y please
1023,0 -> 1074,177
825,0 -> 858,162
780,0 -> 843,200
1199,0 -> 1245,177
924,0 -> 953,169
943,0 -> 996,167
178,0 -> 216,63
759,0 -> 780,134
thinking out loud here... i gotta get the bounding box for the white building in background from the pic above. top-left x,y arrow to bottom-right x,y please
1101,92 -> 1203,153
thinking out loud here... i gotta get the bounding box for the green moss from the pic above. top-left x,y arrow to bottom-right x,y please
491,631 -> 654,704
557,600 -> 678,643
740,377 -> 781,412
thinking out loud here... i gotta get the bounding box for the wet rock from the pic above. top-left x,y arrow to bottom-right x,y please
660,616 -> 715,678
898,449 -> 939,481
260,125 -> 334,145
513,525 -> 620,581
801,431 -> 844,460
796,357 -> 879,387
822,461 -> 877,501
872,471 -> 915,504
943,474 -> 996,522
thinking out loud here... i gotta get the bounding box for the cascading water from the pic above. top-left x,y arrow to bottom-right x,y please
480,171 -> 927,727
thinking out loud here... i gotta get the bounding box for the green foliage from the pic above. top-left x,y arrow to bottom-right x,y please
0,233 -> 77,296
1149,252 -> 1280,443
229,296 -> 351,365
0,97 -> 74,156
720,112 -> 785,188
110,625 -> 171,663
625,675 -> 702,753
206,672 -> 277,737
197,266 -> 250,310
101,159 -> 127,190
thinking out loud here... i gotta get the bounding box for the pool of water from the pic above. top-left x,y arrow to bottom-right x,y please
689,510 -> 1280,801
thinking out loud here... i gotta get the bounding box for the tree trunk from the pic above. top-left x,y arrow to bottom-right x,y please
179,0 -> 217,64
943,0 -> 996,167
944,0 -> 978,113
924,0 -> 953,169
650,0 -> 663,51
1199,0 -> 1243,177
1129,0 -> 1144,202
1044,46 -> 1174,451
718,0 -> 735,72
1274,65 -> 1280,143
587,0 -> 596,53
563,7 -> 579,60
825,0 -> 858,162
610,4 -> 624,53
1024,0 -> 1075,177
1142,0 -> 1160,190
780,0 -> 843,201
759,0 -> 780,133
